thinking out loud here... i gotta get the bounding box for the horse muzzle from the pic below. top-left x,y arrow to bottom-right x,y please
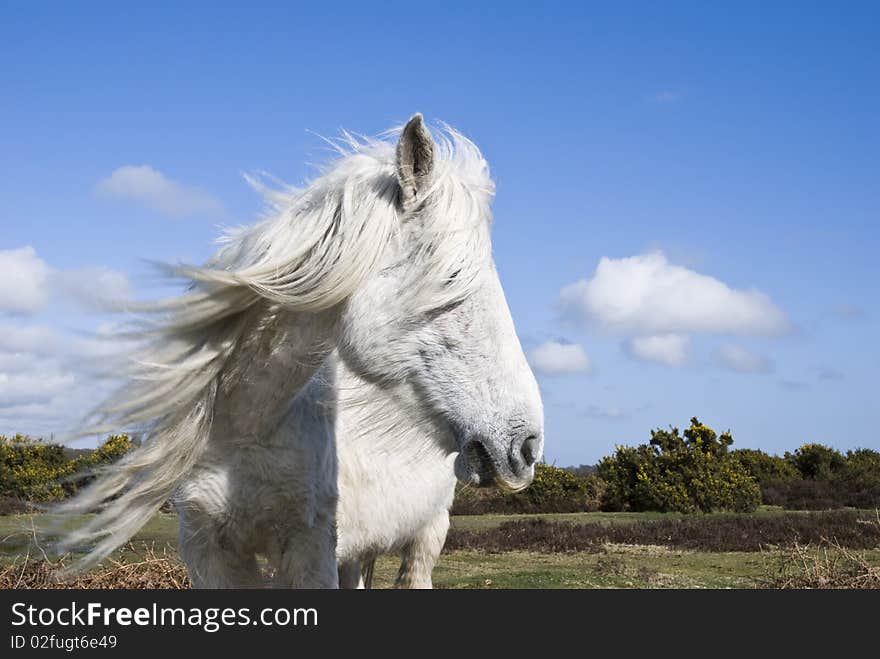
454,431 -> 543,491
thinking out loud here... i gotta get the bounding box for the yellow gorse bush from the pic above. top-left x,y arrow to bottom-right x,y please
0,433 -> 132,502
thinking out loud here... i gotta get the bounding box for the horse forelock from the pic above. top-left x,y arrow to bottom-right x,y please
209,122 -> 496,313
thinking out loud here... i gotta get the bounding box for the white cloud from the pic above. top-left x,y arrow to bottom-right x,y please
0,325 -> 71,416
0,401 -> 72,422
559,252 -> 789,336
0,352 -> 41,372
581,404 -> 625,419
713,343 -> 772,373
0,353 -> 63,378
0,248 -> 134,436
0,370 -> 76,407
68,323 -> 137,361
529,341 -> 592,376
626,334 -> 689,366
0,246 -> 131,314
0,249 -> 133,437
0,327 -> 118,438
0,324 -> 58,355
56,267 -> 133,310
0,247 -> 52,313
95,165 -> 223,217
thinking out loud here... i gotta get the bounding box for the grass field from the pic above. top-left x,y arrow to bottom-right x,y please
2,509 -> 879,589
372,546 -> 776,588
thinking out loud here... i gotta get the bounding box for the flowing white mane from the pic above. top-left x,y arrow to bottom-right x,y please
209,124 -> 496,310
57,123 -> 496,568
107,123 -> 493,430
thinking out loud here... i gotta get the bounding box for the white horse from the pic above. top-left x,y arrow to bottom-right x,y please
59,115 -> 543,588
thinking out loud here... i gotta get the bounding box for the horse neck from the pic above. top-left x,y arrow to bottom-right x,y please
332,355 -> 455,464
331,355 -> 457,558
212,302 -> 342,443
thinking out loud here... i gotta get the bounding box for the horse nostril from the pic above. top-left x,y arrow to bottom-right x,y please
520,434 -> 540,467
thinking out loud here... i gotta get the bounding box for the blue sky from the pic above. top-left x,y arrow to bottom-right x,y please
1,2 -> 877,464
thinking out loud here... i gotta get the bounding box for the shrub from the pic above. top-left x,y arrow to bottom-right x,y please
0,434 -> 75,501
596,418 -> 761,513
451,464 -> 603,515
836,448 -> 880,509
786,443 -> 847,481
758,446 -> 880,510
76,434 -> 133,467
0,434 -> 133,502
736,444 -> 880,510
731,448 -> 800,484
67,434 -> 134,492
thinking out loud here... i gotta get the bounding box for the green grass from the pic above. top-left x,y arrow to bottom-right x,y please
2,509 -> 878,589
368,546 -> 766,589
373,544 -> 880,589
0,512 -> 179,560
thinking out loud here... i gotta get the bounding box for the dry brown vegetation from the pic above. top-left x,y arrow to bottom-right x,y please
0,544 -> 190,590
757,510 -> 880,589
444,510 -> 880,553
758,539 -> 880,589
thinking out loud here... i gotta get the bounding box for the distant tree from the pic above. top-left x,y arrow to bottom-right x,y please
786,443 -> 847,481
747,444 -> 880,510
731,448 -> 800,484
836,448 -> 880,508
562,464 -> 597,478
730,448 -> 799,508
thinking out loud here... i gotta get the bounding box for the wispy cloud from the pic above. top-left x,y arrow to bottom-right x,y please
0,247 -> 52,314
0,323 -> 125,438
95,165 -> 224,218
828,303 -> 865,321
579,404 -> 626,419
817,367 -> 844,381
529,340 -> 592,376
779,379 -> 810,391
0,246 -> 131,315
713,343 -> 773,374
0,324 -> 59,355
0,370 -> 76,407
625,334 -> 689,367
0,246 -> 134,436
56,267 -> 133,311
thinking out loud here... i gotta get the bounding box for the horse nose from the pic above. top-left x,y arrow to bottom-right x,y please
520,434 -> 541,466
509,431 -> 543,474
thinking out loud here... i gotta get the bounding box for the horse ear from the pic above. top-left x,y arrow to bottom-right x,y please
396,113 -> 435,207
